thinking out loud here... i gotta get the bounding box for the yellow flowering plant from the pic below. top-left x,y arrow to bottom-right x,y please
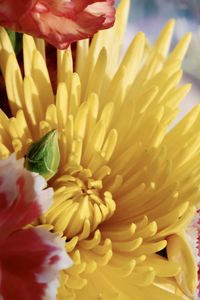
0,0 -> 199,299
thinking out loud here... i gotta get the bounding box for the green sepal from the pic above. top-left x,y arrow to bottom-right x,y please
25,130 -> 60,180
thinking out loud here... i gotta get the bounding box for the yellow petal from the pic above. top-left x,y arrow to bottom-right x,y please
167,233 -> 198,297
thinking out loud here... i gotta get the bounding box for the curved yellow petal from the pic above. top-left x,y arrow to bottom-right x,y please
167,233 -> 198,298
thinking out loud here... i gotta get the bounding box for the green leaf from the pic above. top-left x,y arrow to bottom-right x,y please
6,29 -> 22,55
6,29 -> 16,49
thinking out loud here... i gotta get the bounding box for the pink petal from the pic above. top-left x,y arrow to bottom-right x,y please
0,154 -> 53,238
0,0 -> 36,25
0,227 -> 72,300
0,0 -> 115,49
85,0 -> 115,28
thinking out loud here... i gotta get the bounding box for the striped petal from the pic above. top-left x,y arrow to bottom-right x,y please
0,227 -> 72,300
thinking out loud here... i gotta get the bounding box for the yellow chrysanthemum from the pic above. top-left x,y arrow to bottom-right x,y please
0,0 -> 199,299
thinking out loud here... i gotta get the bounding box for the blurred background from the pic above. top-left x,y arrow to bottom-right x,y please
127,0 -> 200,39
118,0 -> 200,121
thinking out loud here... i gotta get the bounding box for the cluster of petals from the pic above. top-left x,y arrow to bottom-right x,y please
0,155 -> 72,300
0,0 -> 115,49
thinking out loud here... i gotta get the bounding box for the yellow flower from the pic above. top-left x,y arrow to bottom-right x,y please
0,0 -> 199,299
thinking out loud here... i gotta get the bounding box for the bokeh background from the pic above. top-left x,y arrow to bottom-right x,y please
117,0 -> 200,122
128,0 -> 200,38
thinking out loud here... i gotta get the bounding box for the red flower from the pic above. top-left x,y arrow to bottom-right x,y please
0,0 -> 115,49
0,155 -> 72,300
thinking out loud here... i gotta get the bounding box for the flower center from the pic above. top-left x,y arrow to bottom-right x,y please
43,164 -> 116,239
72,167 -> 103,202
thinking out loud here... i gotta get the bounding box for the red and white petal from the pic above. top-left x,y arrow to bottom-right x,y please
0,154 -> 53,236
36,229 -> 73,300
0,154 -> 24,209
0,0 -> 115,49
85,0 -> 115,28
0,227 -> 72,300
34,0 -> 75,17
27,10 -> 108,49
35,228 -> 73,282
